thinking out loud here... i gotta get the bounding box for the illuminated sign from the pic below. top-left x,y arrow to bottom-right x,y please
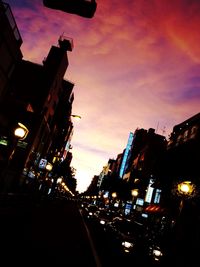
136,198 -> 144,206
145,179 -> 154,203
144,205 -> 163,213
119,132 -> 134,178
39,158 -> 47,169
0,136 -> 8,146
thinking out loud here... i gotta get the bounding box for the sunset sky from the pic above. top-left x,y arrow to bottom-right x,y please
6,0 -> 200,193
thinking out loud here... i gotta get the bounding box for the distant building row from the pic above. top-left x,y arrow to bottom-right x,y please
87,111 -> 200,217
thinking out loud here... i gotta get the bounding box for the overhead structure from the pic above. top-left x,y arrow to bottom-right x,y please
43,0 -> 97,18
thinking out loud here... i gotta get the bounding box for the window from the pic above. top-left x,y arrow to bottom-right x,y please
190,125 -> 198,139
183,130 -> 189,142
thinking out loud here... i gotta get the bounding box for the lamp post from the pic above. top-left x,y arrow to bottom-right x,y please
131,189 -> 139,198
177,181 -> 195,214
9,122 -> 29,161
131,189 -> 139,211
14,123 -> 29,139
112,192 -> 117,199
171,180 -> 197,265
45,162 -> 53,172
44,162 -> 54,195
1,122 -> 29,193
111,192 -> 117,207
171,180 -> 196,231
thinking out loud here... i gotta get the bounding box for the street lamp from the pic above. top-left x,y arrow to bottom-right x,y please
177,181 -> 195,197
131,189 -> 139,211
131,189 -> 139,197
177,180 -> 196,213
9,122 -> 29,161
112,192 -> 117,198
45,162 -> 53,172
1,122 -> 29,193
14,122 -> 29,140
110,192 -> 117,209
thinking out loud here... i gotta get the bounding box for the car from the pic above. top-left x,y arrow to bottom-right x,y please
80,204 -> 99,221
93,208 -> 114,228
105,218 -> 149,260
148,242 -> 164,264
43,0 -> 97,18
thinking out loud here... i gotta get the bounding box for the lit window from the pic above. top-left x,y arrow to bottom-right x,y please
154,189 -> 162,204
190,126 -> 198,139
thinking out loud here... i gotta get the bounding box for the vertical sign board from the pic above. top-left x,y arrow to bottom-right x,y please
39,158 -> 48,169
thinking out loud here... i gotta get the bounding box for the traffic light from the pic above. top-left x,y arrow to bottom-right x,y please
43,0 -> 97,18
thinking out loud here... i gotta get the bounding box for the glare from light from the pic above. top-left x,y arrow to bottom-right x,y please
153,249 -> 163,257
57,178 -> 62,184
14,122 -> 29,140
131,189 -> 139,197
180,183 -> 190,193
178,181 -> 195,196
46,163 -> 53,171
14,128 -> 26,139
122,241 -> 133,249
112,192 -> 117,198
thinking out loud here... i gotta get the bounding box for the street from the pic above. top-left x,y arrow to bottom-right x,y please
0,194 -> 98,266
1,193 -> 200,267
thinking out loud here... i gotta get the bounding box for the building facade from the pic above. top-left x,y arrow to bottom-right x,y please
0,2 -> 75,192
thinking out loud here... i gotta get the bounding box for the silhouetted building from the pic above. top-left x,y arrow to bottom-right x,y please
160,113 -> 200,211
87,175 -> 99,195
167,112 -> 200,180
48,80 -> 74,163
98,159 -> 117,191
0,0 -> 22,131
0,3 -> 75,192
122,128 -> 167,202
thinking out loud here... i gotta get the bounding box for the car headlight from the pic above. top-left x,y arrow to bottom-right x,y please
100,220 -> 106,225
153,249 -> 162,256
152,248 -> 163,260
122,241 -> 133,249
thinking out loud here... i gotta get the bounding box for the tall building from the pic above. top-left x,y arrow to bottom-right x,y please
130,128 -> 167,199
0,0 -> 22,129
164,112 -> 200,191
48,79 -> 75,162
4,36 -> 74,162
0,3 -> 75,192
